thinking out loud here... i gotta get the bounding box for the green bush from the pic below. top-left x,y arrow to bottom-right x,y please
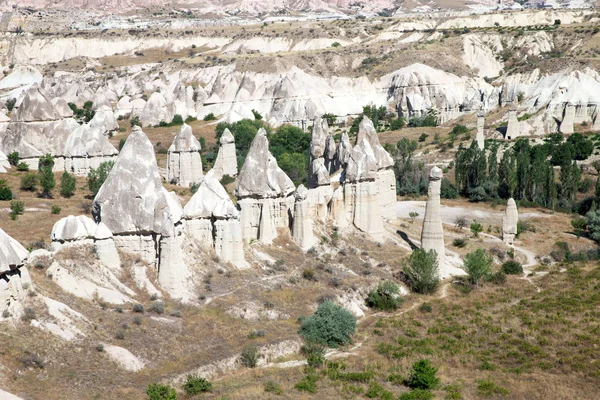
406,359 -> 440,390
130,115 -> 141,127
87,161 -> 114,196
146,383 -> 177,400
470,222 -> 483,237
0,180 -> 12,200
365,382 -> 393,399
7,151 -> 19,166
119,138 -> 126,151
298,300 -> 356,348
487,271 -> 506,284
295,371 -> 319,393
203,113 -> 216,121
441,178 -> 458,199
171,114 -> 183,126
6,98 -> 16,112
403,249 -> 440,294
418,133 -> 428,142
9,200 -> 24,220
252,109 -> 263,120
461,249 -> 493,286
477,379 -> 509,397
501,260 -> 523,275
20,172 -> 38,191
38,154 -> 55,198
399,389 -> 434,400
366,280 -> 404,311
183,375 -> 212,395
16,162 -> 29,171
60,172 -> 76,198
240,344 -> 260,368
452,238 -> 467,248
51,206 -> 61,215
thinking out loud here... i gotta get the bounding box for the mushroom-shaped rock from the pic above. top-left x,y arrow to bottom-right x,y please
421,167 -> 447,274
235,128 -> 295,199
502,198 -> 519,246
167,124 -> 203,187
212,128 -> 238,180
0,228 -> 28,275
92,126 -> 174,237
292,185 -> 315,250
51,215 -> 97,243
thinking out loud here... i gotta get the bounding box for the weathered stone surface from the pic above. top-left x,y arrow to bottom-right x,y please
140,92 -> 175,127
306,185 -> 334,223
167,124 -> 203,187
559,103 -> 575,134
214,219 -> 245,268
157,235 -> 190,297
308,117 -> 331,188
421,167 -> 446,272
51,97 -> 74,118
238,197 -> 293,243
344,181 -> 384,241
292,185 -> 315,250
93,126 -> 173,237
212,128 -> 238,180
235,128 -> 295,199
331,186 -> 349,229
0,151 -> 10,173
51,215 -> 97,243
336,132 -> 351,169
377,169 -> 397,220
476,112 -> 485,150
505,109 -> 520,140
0,228 -> 31,319
324,134 -> 337,174
346,138 -> 378,183
356,117 -> 394,170
183,171 -> 238,220
0,228 -> 29,275
502,198 -> 519,246
12,84 -> 60,122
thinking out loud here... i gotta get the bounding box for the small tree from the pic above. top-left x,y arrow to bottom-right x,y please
9,200 -> 24,220
130,115 -> 141,127
501,261 -> 523,275
240,344 -> 260,368
38,154 -> 55,198
298,301 -> 356,348
251,109 -> 263,120
454,216 -> 468,231
409,211 -> 419,223
183,375 -> 212,395
366,281 -> 403,311
470,221 -> 483,237
87,161 -> 114,196
586,210 -> 600,243
403,249 -> 439,294
60,172 -> 76,198
146,383 -> 177,400
462,249 -> 493,287
406,359 -> 440,390
7,151 -> 19,166
20,173 -> 38,191
0,180 -> 12,201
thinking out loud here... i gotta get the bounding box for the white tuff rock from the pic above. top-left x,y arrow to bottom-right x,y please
292,185 -> 315,250
167,123 -> 203,187
421,167 -> 446,275
502,198 -> 519,246
211,128 -> 238,181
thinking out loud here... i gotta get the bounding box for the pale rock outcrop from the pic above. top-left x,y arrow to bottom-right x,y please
476,112 -> 485,150
330,186 -> 349,229
421,167 -> 446,274
51,97 -> 74,118
1,84 -> 76,169
235,128 -> 295,243
183,170 -> 245,268
502,198 -> 519,246
505,109 -> 520,140
92,126 -> 189,298
167,123 -> 203,187
308,117 -> 330,188
89,105 -> 119,134
51,215 -> 97,247
212,128 -> 238,181
324,133 -> 337,174
0,228 -> 31,319
63,117 -> 118,176
0,150 -> 10,173
559,103 -> 575,134
140,92 -> 175,127
292,185 -> 315,250
115,95 -> 146,119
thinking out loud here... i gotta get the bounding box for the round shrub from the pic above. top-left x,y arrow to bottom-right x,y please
406,359 -> 440,390
146,383 -> 177,400
501,260 -> 523,275
366,281 -> 404,311
298,300 -> 356,348
0,185 -> 12,201
183,375 -> 212,395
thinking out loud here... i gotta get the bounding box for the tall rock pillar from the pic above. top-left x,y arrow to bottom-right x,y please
476,112 -> 485,150
502,198 -> 518,246
421,167 -> 445,269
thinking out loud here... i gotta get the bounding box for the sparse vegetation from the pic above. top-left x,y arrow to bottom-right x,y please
366,281 -> 403,311
183,375 -> 212,395
403,249 -> 439,294
87,161 -> 114,196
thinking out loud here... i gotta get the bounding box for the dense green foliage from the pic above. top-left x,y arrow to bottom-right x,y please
7,151 -> 19,166
9,200 -> 24,220
146,383 -> 177,400
299,301 -> 357,348
502,260 -> 523,275
408,109 -> 438,128
20,172 -> 38,191
60,172 -> 76,198
38,154 -> 55,198
0,180 -> 12,201
240,344 -> 259,368
366,281 -> 403,311
392,138 -> 426,196
403,249 -> 440,294
68,101 -> 95,124
399,389 -> 434,400
87,161 -> 114,197
406,359 -> 440,390
462,249 -> 493,286
183,375 -> 212,395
